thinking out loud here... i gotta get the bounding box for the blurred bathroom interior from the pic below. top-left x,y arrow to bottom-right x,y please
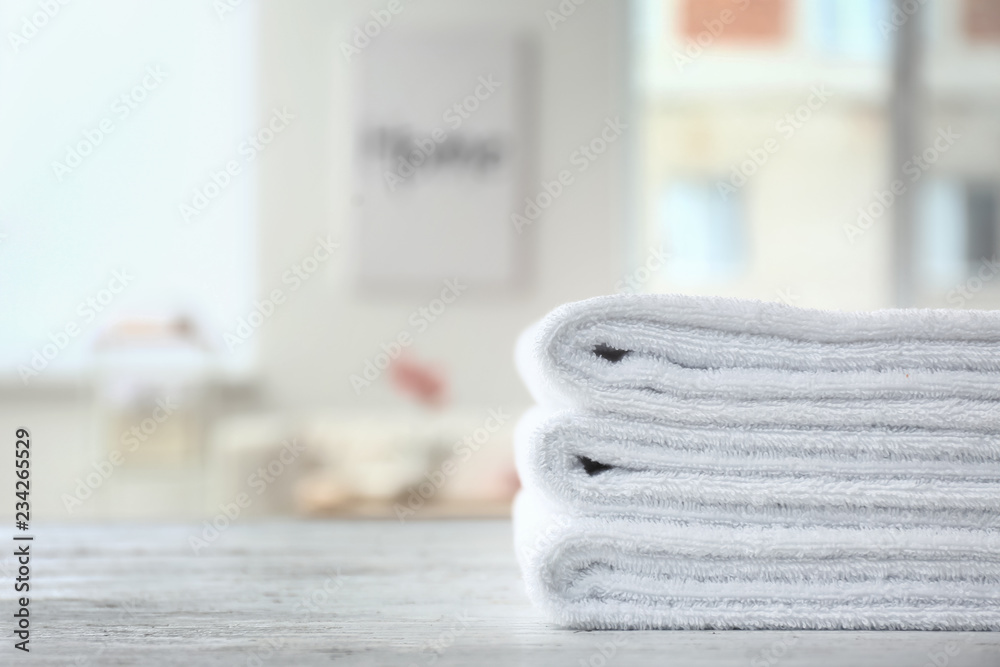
1,0 -> 999,521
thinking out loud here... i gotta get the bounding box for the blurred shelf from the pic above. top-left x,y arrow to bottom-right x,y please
302,499 -> 513,520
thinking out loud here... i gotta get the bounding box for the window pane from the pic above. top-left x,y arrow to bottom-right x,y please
966,183 -> 999,264
0,0 -> 257,378
806,0 -> 890,60
917,179 -> 966,287
658,180 -> 745,283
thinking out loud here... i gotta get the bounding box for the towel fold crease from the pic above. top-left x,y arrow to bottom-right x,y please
513,294 -> 1000,630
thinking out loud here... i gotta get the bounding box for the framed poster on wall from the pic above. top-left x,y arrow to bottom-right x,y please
354,32 -> 532,289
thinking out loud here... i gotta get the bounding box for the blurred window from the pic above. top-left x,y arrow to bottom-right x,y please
917,179 -> 968,287
805,0 -> 890,59
967,183 -> 1000,263
0,0 -> 257,378
657,180 -> 746,282
917,179 -> 1000,286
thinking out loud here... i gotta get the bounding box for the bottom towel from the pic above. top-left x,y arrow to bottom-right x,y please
513,491 -> 1000,630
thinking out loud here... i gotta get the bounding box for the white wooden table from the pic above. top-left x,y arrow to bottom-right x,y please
11,520 -> 1000,666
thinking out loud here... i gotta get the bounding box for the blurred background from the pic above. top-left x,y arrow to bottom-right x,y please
1,0 -> 999,522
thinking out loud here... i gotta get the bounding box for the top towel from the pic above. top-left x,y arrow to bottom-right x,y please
516,294 -> 1000,431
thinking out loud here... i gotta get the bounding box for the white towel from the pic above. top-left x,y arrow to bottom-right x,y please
513,294 -> 1000,630
513,490 -> 1000,630
516,407 -> 1000,530
516,294 -> 1000,430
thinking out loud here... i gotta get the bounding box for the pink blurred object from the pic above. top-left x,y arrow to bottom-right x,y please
389,355 -> 448,408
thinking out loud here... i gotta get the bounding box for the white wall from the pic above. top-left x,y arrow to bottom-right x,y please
0,0 -> 630,522
254,0 -> 629,413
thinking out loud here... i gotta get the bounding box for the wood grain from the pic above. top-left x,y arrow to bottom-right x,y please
5,520 -> 999,666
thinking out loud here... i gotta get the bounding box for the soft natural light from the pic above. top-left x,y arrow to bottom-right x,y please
0,0 -> 257,380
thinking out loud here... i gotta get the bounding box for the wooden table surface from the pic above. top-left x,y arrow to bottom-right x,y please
8,520 -> 1000,666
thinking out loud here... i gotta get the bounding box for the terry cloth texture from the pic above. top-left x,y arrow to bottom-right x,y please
513,294 -> 1000,630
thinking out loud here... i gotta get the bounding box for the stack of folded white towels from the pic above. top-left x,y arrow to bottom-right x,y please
513,294 -> 1000,630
